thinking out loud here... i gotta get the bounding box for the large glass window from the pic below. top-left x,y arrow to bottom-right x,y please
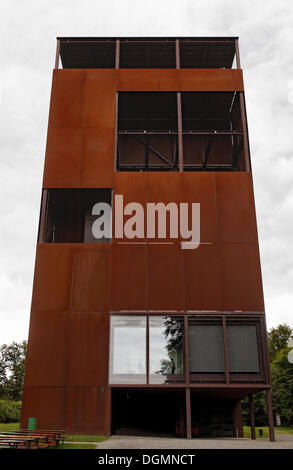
109,316 -> 147,384
227,324 -> 260,373
109,315 -> 263,385
149,316 -> 184,384
188,320 -> 225,373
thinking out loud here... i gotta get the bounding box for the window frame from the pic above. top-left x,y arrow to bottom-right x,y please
109,312 -> 267,387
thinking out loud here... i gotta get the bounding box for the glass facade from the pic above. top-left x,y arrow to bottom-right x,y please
188,321 -> 225,373
149,316 -> 184,384
227,324 -> 260,373
109,315 -> 263,384
109,316 -> 147,384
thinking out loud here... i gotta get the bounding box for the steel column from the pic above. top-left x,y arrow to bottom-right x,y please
235,39 -> 241,69
146,315 -> 149,384
222,316 -> 230,384
115,39 -> 120,69
185,387 -> 192,439
266,389 -> 275,442
177,93 -> 183,171
55,39 -> 60,69
249,394 -> 256,440
175,39 -> 180,68
239,92 -> 251,172
176,39 -> 183,171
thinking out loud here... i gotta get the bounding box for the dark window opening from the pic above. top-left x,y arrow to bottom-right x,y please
180,40 -> 236,69
58,38 -> 238,69
39,189 -> 112,243
182,92 -> 245,171
116,91 -> 247,172
117,92 -> 178,171
119,40 -> 176,68
60,40 -> 116,68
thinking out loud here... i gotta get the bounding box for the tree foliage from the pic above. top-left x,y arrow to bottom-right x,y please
0,341 -> 27,401
268,324 -> 293,361
242,323 -> 293,427
271,348 -> 293,426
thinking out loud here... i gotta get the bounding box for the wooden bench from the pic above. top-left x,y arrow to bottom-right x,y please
0,433 -> 53,449
0,429 -> 66,449
0,436 -> 37,449
20,429 -> 65,446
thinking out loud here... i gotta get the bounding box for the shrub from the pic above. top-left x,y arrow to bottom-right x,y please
0,399 -> 22,423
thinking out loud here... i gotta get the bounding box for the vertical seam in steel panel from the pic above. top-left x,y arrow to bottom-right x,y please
79,71 -> 87,185
180,173 -> 187,313
213,173 -> 224,311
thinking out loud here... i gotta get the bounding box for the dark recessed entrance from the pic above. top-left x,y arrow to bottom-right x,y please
111,389 -> 237,438
111,389 -> 185,437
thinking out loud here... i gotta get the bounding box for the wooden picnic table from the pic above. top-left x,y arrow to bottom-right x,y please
0,436 -> 37,449
0,429 -> 65,448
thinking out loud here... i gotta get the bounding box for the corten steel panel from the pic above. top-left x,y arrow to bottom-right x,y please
70,245 -> 110,311
24,310 -> 69,387
65,387 -> 111,435
148,243 -> 185,310
31,244 -> 74,310
181,172 -> 218,243
110,243 -> 148,310
178,69 -> 244,91
80,127 -> 115,187
113,172 -> 148,241
21,387 -> 66,431
184,244 -> 222,310
43,127 -> 82,188
49,69 -> 86,127
117,69 -> 160,91
216,173 -> 258,243
83,70 -> 117,128
158,69 -> 179,91
148,172 -> 180,242
67,311 -> 109,387
220,243 -> 264,311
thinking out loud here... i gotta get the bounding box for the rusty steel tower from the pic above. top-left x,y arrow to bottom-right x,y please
21,37 -> 274,440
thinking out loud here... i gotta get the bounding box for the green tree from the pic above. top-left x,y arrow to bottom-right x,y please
0,341 -> 27,401
241,391 -> 268,427
271,348 -> 293,426
268,324 -> 293,361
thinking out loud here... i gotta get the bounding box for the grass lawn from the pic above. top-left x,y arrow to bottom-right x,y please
243,426 -> 293,438
0,422 -> 19,432
274,427 -> 293,436
57,443 -> 97,449
65,435 -> 109,443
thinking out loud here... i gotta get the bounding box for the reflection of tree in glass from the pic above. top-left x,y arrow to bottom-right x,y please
157,317 -> 183,375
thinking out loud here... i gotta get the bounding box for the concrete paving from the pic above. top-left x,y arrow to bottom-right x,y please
96,433 -> 293,449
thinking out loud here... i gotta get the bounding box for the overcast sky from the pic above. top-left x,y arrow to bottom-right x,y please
0,0 -> 293,345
